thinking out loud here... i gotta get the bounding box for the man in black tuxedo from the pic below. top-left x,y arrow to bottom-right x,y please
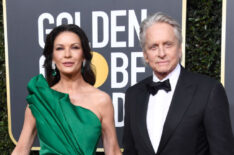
123,12 -> 234,155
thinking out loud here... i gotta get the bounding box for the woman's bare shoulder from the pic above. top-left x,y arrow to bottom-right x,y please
88,86 -> 112,106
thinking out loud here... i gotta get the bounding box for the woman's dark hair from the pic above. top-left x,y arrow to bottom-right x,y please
43,24 -> 96,86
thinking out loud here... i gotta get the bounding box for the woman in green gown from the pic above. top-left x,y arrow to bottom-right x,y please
12,24 -> 122,155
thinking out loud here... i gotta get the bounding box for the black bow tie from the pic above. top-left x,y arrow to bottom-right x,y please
147,79 -> 171,96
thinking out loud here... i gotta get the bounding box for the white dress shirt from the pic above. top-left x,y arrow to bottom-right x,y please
146,64 -> 181,153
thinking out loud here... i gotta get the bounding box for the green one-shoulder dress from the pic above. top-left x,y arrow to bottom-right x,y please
26,74 -> 101,155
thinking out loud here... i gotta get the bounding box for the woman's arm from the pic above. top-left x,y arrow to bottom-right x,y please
11,105 -> 37,155
100,94 -> 122,155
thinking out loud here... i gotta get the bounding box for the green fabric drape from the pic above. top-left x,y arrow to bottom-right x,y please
27,74 -> 101,155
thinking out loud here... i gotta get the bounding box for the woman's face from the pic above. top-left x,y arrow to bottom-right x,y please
53,31 -> 84,76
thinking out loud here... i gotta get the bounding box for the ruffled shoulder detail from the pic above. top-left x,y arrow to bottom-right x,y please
27,74 -> 49,93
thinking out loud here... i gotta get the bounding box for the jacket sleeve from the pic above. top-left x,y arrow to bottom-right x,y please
204,81 -> 234,155
123,88 -> 138,155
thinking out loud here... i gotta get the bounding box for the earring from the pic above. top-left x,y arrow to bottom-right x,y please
82,60 -> 86,74
52,61 -> 57,76
82,60 -> 86,67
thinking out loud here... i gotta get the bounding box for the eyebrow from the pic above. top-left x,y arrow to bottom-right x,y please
54,43 -> 81,46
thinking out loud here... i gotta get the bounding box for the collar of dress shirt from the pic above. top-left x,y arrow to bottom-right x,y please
152,63 -> 181,91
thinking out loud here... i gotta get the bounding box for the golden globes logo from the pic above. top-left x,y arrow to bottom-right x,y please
91,51 -> 109,88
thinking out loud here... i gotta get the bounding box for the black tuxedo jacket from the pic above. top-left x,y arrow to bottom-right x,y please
123,67 -> 234,155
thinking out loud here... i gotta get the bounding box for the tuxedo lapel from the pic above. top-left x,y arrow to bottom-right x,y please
135,76 -> 155,154
157,68 -> 197,154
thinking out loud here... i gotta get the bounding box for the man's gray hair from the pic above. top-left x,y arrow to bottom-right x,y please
139,12 -> 182,50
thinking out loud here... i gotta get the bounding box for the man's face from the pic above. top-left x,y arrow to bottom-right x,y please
143,22 -> 182,80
